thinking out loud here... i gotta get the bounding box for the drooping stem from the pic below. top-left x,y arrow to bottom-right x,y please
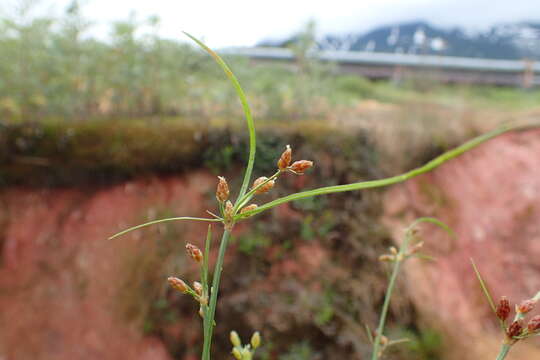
495,343 -> 512,360
202,229 -> 232,360
371,252 -> 403,360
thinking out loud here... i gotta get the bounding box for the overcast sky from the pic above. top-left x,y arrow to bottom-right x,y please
3,0 -> 539,47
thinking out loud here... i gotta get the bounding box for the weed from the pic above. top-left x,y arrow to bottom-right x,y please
109,34 -> 538,359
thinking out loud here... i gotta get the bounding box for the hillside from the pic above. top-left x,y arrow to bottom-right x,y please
261,21 -> 540,60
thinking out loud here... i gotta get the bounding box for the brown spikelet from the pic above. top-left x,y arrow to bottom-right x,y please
507,320 -> 523,338
517,299 -> 536,314
496,297 -> 511,321
528,315 -> 540,332
253,177 -> 274,194
186,243 -> 203,263
378,254 -> 395,262
289,160 -> 313,174
193,281 -> 203,296
168,277 -> 188,293
277,145 -> 292,170
224,200 -> 234,220
216,176 -> 229,202
240,204 -> 258,214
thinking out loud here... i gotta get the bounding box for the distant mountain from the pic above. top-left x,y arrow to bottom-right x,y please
260,21 -> 540,60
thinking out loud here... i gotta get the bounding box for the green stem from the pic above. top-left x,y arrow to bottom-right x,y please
496,343 -> 512,360
202,229 -> 232,360
371,254 -> 403,360
242,124 -> 531,218
201,226 -> 212,350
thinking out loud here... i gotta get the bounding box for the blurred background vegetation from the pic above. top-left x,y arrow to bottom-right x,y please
1,1 -> 540,123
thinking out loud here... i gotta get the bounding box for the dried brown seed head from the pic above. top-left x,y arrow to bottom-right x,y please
507,320 -> 523,338
240,204 -> 258,214
277,145 -> 292,170
224,200 -> 234,219
517,299 -> 536,314
289,160 -> 313,174
528,315 -> 540,332
253,177 -> 275,194
168,277 -> 188,293
216,176 -> 230,202
186,243 -> 203,263
496,297 -> 511,321
408,241 -> 424,255
193,281 -> 203,296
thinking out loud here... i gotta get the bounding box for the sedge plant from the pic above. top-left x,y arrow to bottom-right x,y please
369,217 -> 453,360
109,32 -> 538,360
472,260 -> 540,360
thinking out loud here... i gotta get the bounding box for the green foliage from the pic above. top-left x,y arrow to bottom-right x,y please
279,342 -> 315,360
236,231 -> 271,255
402,328 -> 443,360
3,3 -> 536,123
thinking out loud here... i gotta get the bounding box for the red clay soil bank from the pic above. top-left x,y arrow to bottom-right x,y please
383,128 -> 540,360
0,171 -> 220,360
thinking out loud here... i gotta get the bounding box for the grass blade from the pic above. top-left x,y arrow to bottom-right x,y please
406,217 -> 455,239
183,32 -> 256,201
470,258 -> 496,313
241,123 -> 534,217
109,216 -> 222,239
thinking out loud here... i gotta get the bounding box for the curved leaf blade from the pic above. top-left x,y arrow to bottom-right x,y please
183,32 -> 256,201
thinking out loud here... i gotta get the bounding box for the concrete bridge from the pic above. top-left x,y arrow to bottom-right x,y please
223,47 -> 540,88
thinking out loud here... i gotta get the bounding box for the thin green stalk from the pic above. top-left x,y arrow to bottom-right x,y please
109,216 -> 222,240
201,226 -> 212,348
240,123 -> 532,218
202,229 -> 232,360
371,218 -> 448,359
496,343 -> 511,360
183,31 -> 256,202
371,248 -> 404,360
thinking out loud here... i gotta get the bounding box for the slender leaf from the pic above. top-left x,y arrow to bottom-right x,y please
183,32 -> 257,201
470,258 -> 496,313
406,217 -> 455,239
242,123 -> 531,217
109,216 -> 222,239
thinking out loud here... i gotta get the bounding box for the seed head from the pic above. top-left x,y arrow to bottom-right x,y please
289,160 -> 313,174
496,297 -> 511,321
230,330 -> 241,347
408,241 -> 424,255
168,277 -> 188,293
253,177 -> 274,194
517,299 -> 536,314
528,315 -> 540,332
277,145 -> 292,170
378,254 -> 395,262
193,281 -> 203,296
250,331 -> 261,349
507,320 -> 523,338
216,176 -> 229,202
186,243 -> 203,263
224,200 -> 234,219
240,204 -> 258,214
